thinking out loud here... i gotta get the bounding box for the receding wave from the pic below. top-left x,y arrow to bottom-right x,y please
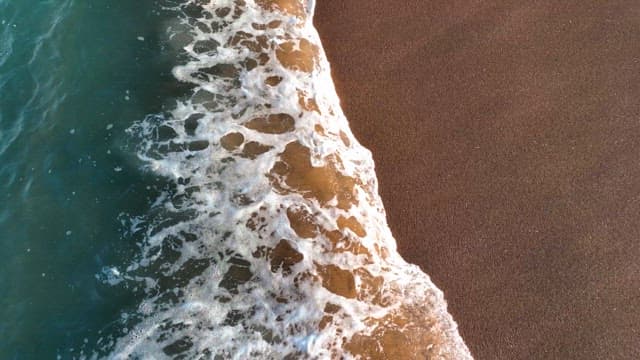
96,1 -> 471,358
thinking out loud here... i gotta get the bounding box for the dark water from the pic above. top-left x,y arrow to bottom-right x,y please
0,0 -> 180,357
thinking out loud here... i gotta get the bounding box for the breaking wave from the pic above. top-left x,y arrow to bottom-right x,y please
94,1 -> 471,358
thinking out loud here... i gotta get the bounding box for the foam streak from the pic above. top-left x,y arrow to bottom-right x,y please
105,1 -> 472,358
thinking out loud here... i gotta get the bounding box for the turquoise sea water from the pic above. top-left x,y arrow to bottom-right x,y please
1,1 -> 471,358
0,1 -> 181,357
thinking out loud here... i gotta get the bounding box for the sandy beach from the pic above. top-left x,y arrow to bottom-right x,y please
315,1 -> 640,359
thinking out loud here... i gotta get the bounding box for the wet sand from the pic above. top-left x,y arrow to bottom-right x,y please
315,1 -> 640,359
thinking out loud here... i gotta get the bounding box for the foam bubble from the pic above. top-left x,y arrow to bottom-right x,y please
99,1 -> 471,358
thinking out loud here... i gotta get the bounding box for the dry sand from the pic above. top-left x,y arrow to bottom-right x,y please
315,1 -> 640,359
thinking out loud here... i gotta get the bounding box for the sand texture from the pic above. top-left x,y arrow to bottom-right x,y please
316,1 -> 640,359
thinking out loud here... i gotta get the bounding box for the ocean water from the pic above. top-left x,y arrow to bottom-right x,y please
1,0 -> 470,358
0,1 -> 179,357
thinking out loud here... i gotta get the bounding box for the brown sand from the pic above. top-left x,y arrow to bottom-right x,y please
315,1 -> 640,359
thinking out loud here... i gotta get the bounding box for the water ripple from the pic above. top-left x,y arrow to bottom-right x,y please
27,0 -> 73,66
0,24 -> 13,67
0,0 -> 73,158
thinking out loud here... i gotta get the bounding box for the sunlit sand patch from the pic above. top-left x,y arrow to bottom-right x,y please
105,0 -> 472,358
269,141 -> 359,210
298,89 -> 321,113
276,38 -> 319,73
243,113 -> 296,134
220,131 -> 245,151
256,0 -> 307,18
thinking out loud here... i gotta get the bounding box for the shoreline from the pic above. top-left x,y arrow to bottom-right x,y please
316,1 -> 640,358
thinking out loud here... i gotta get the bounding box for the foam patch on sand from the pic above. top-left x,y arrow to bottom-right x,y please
97,1 -> 472,358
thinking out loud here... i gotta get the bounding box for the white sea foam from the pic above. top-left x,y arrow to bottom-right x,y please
100,1 -> 471,358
